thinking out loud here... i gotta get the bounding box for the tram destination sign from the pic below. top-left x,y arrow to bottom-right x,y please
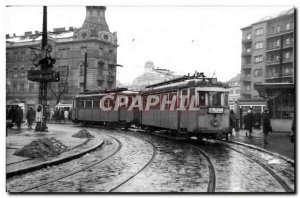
28,70 -> 60,82
208,107 -> 224,114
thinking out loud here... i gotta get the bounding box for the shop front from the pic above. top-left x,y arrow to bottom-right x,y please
254,83 -> 295,132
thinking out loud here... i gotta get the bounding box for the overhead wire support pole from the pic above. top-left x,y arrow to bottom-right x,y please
84,52 -> 88,92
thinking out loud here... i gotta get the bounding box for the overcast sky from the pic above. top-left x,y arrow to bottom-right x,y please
5,5 -> 294,84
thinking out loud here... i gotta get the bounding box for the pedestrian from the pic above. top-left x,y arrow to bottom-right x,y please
64,109 -> 69,122
50,108 -> 54,121
15,106 -> 23,129
229,110 -> 237,136
254,110 -> 262,129
26,107 -> 36,129
60,109 -> 65,121
11,106 -> 17,126
55,109 -> 60,121
68,110 -> 72,121
244,109 -> 254,137
262,109 -> 272,144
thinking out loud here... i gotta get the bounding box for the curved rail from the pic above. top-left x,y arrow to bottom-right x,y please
188,144 -> 216,192
108,135 -> 157,192
20,135 -> 122,192
209,140 -> 293,192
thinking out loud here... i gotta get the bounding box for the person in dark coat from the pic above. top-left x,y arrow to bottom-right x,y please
15,106 -> 23,129
26,107 -> 36,129
244,109 -> 254,137
254,111 -> 262,129
229,110 -> 237,136
11,106 -> 17,125
262,109 -> 272,144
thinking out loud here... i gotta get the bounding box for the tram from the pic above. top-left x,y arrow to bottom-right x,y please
72,73 -> 231,140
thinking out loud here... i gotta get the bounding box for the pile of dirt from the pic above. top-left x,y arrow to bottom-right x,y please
72,129 -> 94,139
14,137 -> 68,158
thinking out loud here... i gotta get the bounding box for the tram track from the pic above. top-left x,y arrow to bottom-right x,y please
187,144 -> 216,192
207,139 -> 294,192
117,129 -> 216,192
18,135 -> 122,192
15,129 -> 157,193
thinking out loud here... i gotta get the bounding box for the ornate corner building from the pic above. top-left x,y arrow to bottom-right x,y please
6,6 -> 118,109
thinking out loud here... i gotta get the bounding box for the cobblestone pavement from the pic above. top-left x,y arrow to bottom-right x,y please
6,124 -> 295,193
195,143 -> 287,192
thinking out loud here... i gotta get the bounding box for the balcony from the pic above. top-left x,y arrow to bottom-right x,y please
241,51 -> 252,56
266,58 -> 294,66
241,63 -> 252,69
242,76 -> 251,82
266,29 -> 294,39
242,38 -> 252,44
266,43 -> 294,53
265,73 -> 293,80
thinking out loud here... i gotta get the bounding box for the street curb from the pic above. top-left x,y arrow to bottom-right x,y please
226,140 -> 295,165
6,132 -> 104,178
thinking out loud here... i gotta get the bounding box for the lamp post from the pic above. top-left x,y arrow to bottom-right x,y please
27,6 -> 60,131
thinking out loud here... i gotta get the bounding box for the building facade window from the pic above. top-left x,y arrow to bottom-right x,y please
255,41 -> 263,49
80,65 -> 85,76
286,38 -> 290,45
254,69 -> 262,77
246,33 -> 251,40
284,52 -> 290,59
13,84 -> 17,93
29,83 -> 35,93
20,83 -> 25,93
255,28 -> 263,36
282,65 -> 292,75
272,39 -> 280,48
59,65 -> 69,77
271,25 -> 281,34
286,23 -> 291,30
99,47 -> 103,56
254,55 -> 263,63
81,47 -> 87,56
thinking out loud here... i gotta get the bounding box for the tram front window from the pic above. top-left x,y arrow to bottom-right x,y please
209,92 -> 224,106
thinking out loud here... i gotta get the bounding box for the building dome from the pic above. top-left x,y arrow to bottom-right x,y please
144,61 -> 155,70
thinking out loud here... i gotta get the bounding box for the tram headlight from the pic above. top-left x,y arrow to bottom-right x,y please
210,119 -> 219,127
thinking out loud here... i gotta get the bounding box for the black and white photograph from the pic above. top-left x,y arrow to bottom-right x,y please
3,0 -> 297,194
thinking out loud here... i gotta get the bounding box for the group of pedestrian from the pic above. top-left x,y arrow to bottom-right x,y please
52,108 -> 72,122
7,105 -> 24,129
229,108 -> 273,144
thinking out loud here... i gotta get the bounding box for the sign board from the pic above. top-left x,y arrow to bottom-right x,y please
28,70 -> 60,82
208,107 -> 224,114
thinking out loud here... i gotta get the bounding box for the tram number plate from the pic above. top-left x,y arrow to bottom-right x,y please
208,108 -> 224,114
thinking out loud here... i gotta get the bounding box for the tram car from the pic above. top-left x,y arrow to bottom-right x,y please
72,88 -> 140,127
141,73 -> 230,139
72,72 -> 230,140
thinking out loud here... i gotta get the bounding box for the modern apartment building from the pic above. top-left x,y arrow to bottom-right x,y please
6,6 -> 118,110
241,8 -> 294,99
240,8 -> 295,131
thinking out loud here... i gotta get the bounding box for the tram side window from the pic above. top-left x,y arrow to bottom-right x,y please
94,99 -> 100,108
79,100 -> 85,108
85,100 -> 92,108
180,89 -> 189,107
198,91 -> 206,106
